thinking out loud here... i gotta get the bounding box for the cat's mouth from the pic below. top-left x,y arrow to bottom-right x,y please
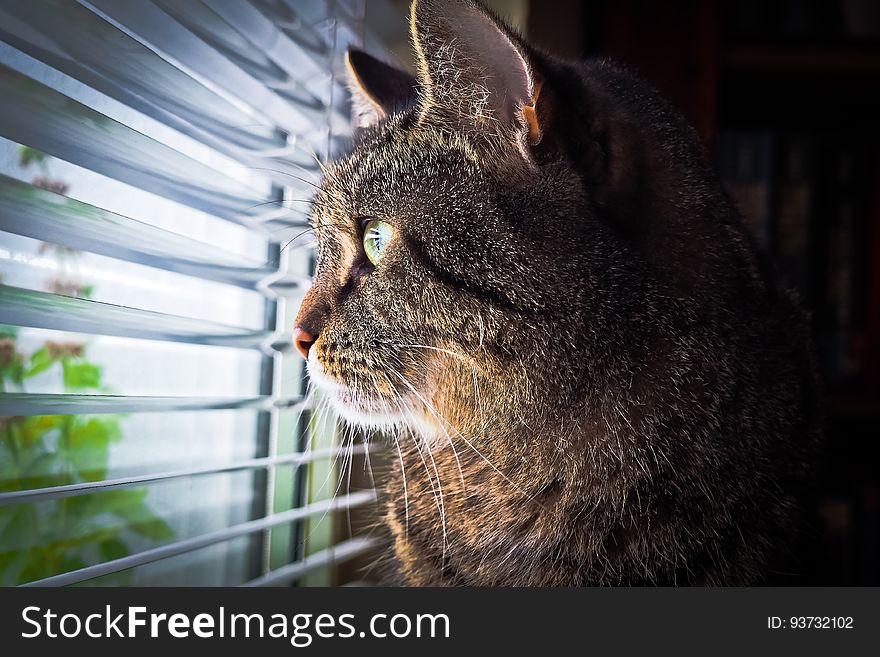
306,351 -> 420,431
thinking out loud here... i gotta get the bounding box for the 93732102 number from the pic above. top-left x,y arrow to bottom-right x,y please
767,616 -> 854,629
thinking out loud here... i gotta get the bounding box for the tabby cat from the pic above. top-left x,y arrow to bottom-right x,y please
292,0 -> 820,585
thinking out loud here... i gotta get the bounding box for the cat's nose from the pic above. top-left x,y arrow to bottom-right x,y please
292,326 -> 317,360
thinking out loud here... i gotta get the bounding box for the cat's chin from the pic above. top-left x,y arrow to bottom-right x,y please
306,354 -> 419,432
327,398 -> 408,431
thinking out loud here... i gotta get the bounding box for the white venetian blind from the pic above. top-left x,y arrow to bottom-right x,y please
0,0 -> 378,587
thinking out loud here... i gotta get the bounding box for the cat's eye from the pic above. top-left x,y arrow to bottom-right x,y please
362,219 -> 393,265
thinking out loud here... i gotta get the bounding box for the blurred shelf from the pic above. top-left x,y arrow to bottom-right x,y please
724,45 -> 880,74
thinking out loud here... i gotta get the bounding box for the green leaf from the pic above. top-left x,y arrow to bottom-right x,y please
101,488 -> 148,508
98,538 -> 130,561
1,356 -> 24,388
67,417 -> 122,481
129,515 -> 174,540
70,417 -> 122,447
62,493 -> 98,518
0,506 -> 35,552
67,488 -> 143,520
0,339 -> 173,584
24,347 -> 55,378
20,553 -> 53,583
58,556 -> 87,573
0,549 -> 30,586
62,361 -> 101,390
18,452 -> 62,488
18,415 -> 63,449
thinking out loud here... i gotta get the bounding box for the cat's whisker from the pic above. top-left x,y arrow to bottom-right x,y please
290,140 -> 331,178
310,396 -> 334,497
185,216 -> 351,278
402,401 -> 449,559
409,402 -> 451,559
315,396 -> 347,500
284,384 -> 319,556
471,366 -> 488,443
393,369 -> 545,509
240,166 -> 327,194
386,365 -> 461,562
372,382 -> 410,538
353,379 -> 380,511
317,416 -> 356,532
217,160 -> 350,209
302,382 -> 324,457
275,220 -> 347,254
392,431 -> 411,538
399,343 -> 474,363
345,421 -> 355,539
278,228 -> 316,254
241,197 -> 316,214
362,432 -> 377,489
390,368 -> 467,491
388,386 -> 447,552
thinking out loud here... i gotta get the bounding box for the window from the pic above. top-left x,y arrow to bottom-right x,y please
0,0 -> 378,587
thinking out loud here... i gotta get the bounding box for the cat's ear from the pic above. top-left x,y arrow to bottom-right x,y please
345,48 -> 418,129
409,0 -> 544,153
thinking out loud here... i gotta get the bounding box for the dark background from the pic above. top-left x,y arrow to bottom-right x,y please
527,0 -> 880,585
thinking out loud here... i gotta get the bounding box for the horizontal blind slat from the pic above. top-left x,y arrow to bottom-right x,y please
0,0 -> 367,589
0,444 -> 370,507
0,285 -> 292,351
86,0 -> 347,138
241,536 -> 380,587
0,392 -> 306,416
200,0 -> 330,81
20,490 -> 378,587
156,0 -> 349,131
0,175 -> 309,290
0,64 -> 288,227
0,0 -> 321,178
249,0 -> 332,60
0,0 -> 275,152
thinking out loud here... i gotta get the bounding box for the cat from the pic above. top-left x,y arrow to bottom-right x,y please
292,0 -> 821,585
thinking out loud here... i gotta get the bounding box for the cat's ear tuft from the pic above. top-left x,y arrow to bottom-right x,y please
345,48 -> 418,129
409,0 -> 545,153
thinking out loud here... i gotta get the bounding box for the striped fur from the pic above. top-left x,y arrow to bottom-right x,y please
296,0 -> 821,586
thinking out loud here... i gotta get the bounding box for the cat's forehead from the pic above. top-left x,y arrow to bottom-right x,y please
317,118 -> 483,218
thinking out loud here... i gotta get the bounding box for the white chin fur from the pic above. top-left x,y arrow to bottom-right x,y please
307,351 -> 429,433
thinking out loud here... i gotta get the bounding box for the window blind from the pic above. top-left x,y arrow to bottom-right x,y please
0,0 -> 378,587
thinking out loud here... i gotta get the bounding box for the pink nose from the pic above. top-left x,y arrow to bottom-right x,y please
292,326 -> 316,360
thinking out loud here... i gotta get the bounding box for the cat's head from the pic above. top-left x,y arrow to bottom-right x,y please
293,0 -> 657,435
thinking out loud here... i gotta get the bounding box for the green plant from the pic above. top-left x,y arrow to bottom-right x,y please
1,146 -> 172,585
0,327 -> 173,586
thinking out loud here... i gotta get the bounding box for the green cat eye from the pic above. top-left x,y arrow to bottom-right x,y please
363,219 -> 393,265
